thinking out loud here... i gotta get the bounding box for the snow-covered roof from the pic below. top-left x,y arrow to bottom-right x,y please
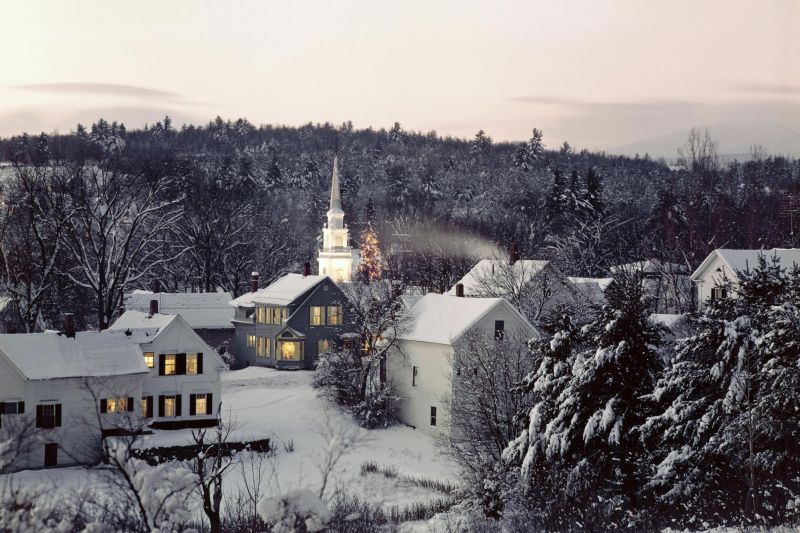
399,293 -> 510,345
124,291 -> 234,329
568,277 -> 614,304
0,330 -> 149,380
107,310 -> 178,342
230,274 -> 329,308
445,259 -> 551,296
611,260 -> 688,275
691,248 -> 800,281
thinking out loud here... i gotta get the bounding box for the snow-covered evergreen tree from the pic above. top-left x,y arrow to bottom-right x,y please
642,257 -> 800,528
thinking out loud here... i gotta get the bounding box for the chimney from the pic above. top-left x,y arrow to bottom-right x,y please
64,313 -> 75,338
509,242 -> 520,265
250,272 -> 259,293
152,279 -> 161,294
455,283 -> 465,297
5,320 -> 17,334
303,262 -> 311,277
149,299 -> 158,316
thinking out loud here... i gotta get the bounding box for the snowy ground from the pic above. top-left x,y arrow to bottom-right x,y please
3,367 -> 460,523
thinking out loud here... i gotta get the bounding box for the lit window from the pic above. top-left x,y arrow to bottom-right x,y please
141,397 -> 149,417
430,406 -> 437,427
164,354 -> 176,375
143,352 -> 154,368
278,341 -> 301,361
107,398 -> 127,413
194,394 -> 209,415
327,306 -> 342,326
256,306 -> 268,324
273,307 -> 282,324
282,307 -> 289,322
247,334 -> 256,348
187,353 -> 198,375
310,306 -> 325,326
318,339 -> 331,353
257,337 -> 270,357
164,396 -> 176,417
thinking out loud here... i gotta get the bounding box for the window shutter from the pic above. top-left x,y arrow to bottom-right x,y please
18,401 -> 24,414
127,398 -> 134,412
100,399 -> 107,413
0,402 -> 4,414
158,355 -> 166,376
55,404 -> 62,427
197,353 -> 203,374
176,353 -> 187,375
158,396 -> 165,417
189,394 -> 196,416
146,396 -> 153,418
36,405 -> 43,428
175,394 -> 182,417
207,394 -> 213,415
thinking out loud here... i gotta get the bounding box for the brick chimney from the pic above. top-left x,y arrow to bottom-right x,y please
250,272 -> 259,293
151,279 -> 161,293
509,242 -> 520,265
303,262 -> 311,277
455,283 -> 465,297
5,320 -> 17,334
64,313 -> 75,338
149,299 -> 158,316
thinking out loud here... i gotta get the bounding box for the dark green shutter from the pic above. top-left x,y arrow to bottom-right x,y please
175,395 -> 182,416
17,401 -> 24,414
189,394 -> 196,416
176,353 -> 187,375
100,399 -> 107,413
197,353 -> 203,374
158,396 -> 165,417
54,404 -> 62,427
127,398 -> 134,412
158,355 -> 166,376
207,394 -> 213,415
146,396 -> 153,418
35,405 -> 43,428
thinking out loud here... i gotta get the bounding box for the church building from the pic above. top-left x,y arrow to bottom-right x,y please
317,156 -> 360,282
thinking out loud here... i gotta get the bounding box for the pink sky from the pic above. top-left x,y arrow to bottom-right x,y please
2,0 -> 798,151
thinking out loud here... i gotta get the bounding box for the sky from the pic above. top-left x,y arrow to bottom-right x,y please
1,0 -> 799,153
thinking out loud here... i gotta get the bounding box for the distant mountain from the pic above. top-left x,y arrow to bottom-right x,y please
611,121 -> 800,161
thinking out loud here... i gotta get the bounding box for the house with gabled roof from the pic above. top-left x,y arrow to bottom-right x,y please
446,258 -> 580,323
388,292 -> 538,434
0,316 -> 147,471
229,267 -> 352,369
108,305 -> 224,429
690,248 -> 800,310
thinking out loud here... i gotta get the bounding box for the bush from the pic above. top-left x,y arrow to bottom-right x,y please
311,350 -> 361,406
352,386 -> 398,429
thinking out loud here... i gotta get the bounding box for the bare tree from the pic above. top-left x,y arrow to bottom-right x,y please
60,155 -> 186,328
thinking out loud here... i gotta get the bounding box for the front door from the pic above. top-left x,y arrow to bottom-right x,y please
44,443 -> 58,467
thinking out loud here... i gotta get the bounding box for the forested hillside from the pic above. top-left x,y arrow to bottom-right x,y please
1,117 -> 798,330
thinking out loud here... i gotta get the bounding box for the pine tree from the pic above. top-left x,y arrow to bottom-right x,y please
358,199 -> 383,281
529,128 -> 545,162
583,167 -> 604,216
546,169 -> 568,219
505,277 -> 662,528
642,257 -> 800,528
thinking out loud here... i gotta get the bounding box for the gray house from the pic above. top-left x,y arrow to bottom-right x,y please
230,270 -> 352,370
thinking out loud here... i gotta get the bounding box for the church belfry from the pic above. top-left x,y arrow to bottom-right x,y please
318,156 -> 360,281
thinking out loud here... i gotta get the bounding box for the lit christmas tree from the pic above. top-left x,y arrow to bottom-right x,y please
359,199 -> 383,281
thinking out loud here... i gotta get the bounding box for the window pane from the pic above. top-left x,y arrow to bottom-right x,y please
318,339 -> 330,353
310,307 -> 324,326
196,396 -> 207,416
141,398 -> 147,416
144,352 -> 154,368
279,341 -> 301,361
187,354 -> 198,374
165,397 -> 175,417
327,306 -> 342,326
165,354 -> 176,375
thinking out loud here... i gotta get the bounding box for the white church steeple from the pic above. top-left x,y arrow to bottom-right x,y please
318,156 -> 360,282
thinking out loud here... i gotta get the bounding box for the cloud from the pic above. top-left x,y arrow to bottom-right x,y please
14,83 -> 179,99
732,82 -> 800,97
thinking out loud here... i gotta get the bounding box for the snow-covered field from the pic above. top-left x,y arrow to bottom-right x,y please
3,367 -> 460,522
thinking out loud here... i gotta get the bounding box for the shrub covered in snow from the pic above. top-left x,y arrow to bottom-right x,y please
257,489 -> 331,533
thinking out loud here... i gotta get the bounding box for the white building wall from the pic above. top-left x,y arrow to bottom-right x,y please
694,256 -> 739,311
139,319 -> 224,423
0,354 -> 143,471
388,300 -> 537,436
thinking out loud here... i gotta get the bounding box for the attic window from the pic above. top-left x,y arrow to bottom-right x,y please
494,320 -> 505,340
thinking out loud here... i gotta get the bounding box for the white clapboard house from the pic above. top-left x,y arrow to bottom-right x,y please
690,248 -> 800,311
108,302 -> 224,429
0,316 -> 148,471
388,291 -> 538,435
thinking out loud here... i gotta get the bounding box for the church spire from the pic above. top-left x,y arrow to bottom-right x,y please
329,155 -> 343,213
